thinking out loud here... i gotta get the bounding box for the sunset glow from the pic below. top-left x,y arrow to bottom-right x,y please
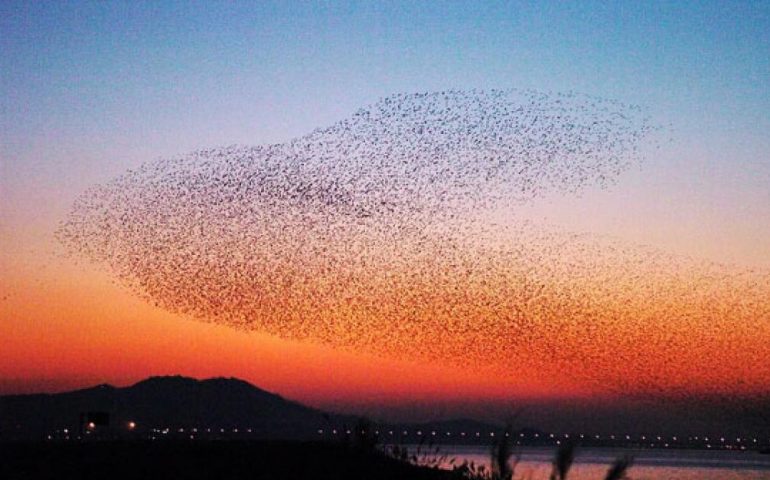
2,2 -> 769,435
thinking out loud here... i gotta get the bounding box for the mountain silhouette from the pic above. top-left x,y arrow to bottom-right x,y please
0,375 -> 516,443
0,375 -> 344,440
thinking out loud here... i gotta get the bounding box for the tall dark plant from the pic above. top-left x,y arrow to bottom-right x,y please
489,423 -> 517,480
604,455 -> 633,480
549,442 -> 576,480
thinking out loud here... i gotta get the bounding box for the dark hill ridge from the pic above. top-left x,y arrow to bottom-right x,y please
0,375 -> 346,440
118,375 -> 322,426
0,375 -> 507,442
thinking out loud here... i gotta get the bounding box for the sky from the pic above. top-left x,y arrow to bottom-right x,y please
1,1 -> 769,432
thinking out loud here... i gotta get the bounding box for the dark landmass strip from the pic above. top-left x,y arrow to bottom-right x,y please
2,376 -> 767,451
0,376 -> 503,443
0,375 -> 348,441
0,440 -> 453,480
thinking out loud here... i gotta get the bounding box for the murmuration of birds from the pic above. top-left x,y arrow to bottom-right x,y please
58,89 -> 769,401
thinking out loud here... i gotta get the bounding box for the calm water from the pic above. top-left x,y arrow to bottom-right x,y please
406,445 -> 770,480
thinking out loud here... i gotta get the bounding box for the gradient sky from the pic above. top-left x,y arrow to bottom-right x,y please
2,1 -> 769,430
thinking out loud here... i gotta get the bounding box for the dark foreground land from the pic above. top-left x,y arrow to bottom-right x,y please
0,440 -> 451,480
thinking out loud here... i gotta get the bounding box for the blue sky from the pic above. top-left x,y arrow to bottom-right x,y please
2,0 -> 769,264
3,1 -> 768,144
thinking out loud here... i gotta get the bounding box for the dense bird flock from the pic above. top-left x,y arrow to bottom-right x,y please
58,89 -> 770,399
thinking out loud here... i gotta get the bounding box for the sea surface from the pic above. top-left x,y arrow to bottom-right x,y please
404,445 -> 770,480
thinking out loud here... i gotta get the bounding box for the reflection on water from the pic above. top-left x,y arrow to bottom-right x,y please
411,445 -> 770,480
